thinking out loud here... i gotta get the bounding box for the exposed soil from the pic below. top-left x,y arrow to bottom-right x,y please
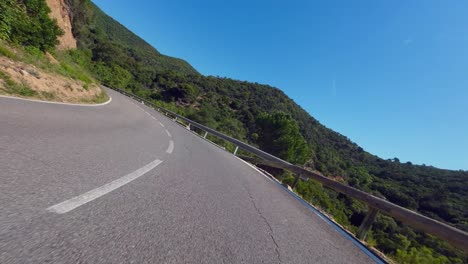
46,0 -> 77,50
0,56 -> 105,103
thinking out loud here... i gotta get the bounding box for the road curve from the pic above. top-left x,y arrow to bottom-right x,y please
0,89 -> 379,263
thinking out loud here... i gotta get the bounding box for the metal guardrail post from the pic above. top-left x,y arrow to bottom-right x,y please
291,174 -> 301,189
187,123 -> 191,130
233,146 -> 239,155
174,116 -> 178,121
356,207 -> 379,240
203,131 -> 208,139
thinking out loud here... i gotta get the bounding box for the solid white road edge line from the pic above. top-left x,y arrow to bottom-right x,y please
166,140 -> 174,154
47,159 -> 163,214
235,156 -> 334,222
0,94 -> 112,107
235,157 -> 275,183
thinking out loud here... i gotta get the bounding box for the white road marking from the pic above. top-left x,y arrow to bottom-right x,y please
166,140 -> 174,154
129,100 -> 161,124
165,129 -> 172,137
0,94 -> 112,107
236,157 -> 275,183
47,159 -> 163,214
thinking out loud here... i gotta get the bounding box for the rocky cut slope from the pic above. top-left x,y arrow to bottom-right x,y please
45,0 -> 77,50
0,51 -> 104,103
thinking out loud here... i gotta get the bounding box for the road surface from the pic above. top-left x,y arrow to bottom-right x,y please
0,89 -> 381,263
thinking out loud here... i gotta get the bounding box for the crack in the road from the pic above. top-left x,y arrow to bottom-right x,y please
243,185 -> 282,263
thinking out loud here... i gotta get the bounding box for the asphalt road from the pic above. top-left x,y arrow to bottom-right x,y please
0,89 -> 380,263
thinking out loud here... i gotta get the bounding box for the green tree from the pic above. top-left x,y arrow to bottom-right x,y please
348,166 -> 372,190
395,247 -> 449,264
0,0 -> 63,50
0,0 -> 18,40
162,83 -> 199,102
255,111 -> 309,165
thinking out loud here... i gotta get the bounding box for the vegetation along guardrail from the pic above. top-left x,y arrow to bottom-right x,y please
105,85 -> 468,253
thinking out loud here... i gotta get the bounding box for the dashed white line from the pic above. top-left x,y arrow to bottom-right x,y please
159,122 -> 165,128
165,129 -> 172,137
47,159 -> 163,214
166,140 -> 174,154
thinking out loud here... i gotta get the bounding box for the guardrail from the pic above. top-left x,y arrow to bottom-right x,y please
106,85 -> 468,252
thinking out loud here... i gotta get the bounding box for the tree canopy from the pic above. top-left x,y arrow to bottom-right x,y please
0,0 -> 62,50
256,111 -> 309,165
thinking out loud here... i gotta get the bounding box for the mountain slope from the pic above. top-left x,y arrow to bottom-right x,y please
63,1 -> 467,262
66,0 -> 197,77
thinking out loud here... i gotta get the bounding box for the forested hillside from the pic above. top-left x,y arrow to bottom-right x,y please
62,0 -> 467,262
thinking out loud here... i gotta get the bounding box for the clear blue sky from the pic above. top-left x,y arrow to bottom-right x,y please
93,0 -> 468,170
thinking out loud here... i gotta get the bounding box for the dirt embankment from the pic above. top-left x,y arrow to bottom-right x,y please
46,0 -> 77,50
0,56 -> 105,103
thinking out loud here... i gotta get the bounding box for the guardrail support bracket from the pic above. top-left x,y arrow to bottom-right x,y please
356,207 -> 379,240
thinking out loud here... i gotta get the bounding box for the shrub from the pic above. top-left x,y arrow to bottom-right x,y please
0,0 -> 63,51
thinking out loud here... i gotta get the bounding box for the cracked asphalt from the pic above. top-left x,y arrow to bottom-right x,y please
0,89 -> 377,263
